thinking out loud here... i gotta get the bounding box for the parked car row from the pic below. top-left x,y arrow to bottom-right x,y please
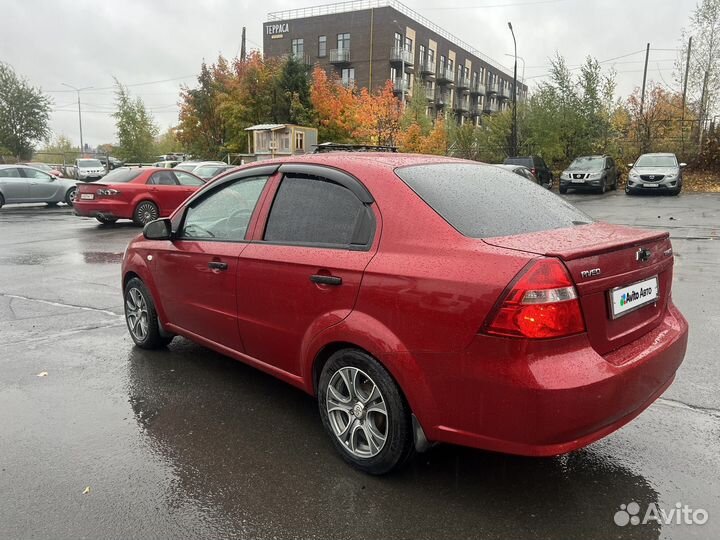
0,164 -> 78,207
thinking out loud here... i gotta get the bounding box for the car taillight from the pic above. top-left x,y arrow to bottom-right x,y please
483,258 -> 585,339
97,188 -> 120,196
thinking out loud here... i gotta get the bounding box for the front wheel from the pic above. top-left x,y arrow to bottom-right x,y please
124,278 -> 172,349
318,349 -> 415,475
96,216 -> 118,225
65,187 -> 77,206
133,201 -> 159,226
599,179 -> 607,194
559,186 -> 568,194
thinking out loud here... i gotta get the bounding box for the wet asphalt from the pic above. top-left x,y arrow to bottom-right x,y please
0,190 -> 718,540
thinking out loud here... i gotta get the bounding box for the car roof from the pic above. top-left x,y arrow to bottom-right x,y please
638,152 -> 675,156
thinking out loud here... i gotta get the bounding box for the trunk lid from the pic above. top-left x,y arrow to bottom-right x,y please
484,222 -> 674,359
76,182 -> 108,200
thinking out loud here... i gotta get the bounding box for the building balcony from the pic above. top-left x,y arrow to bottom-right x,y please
483,100 -> 498,113
419,59 -> 436,77
437,67 -> 455,85
497,86 -> 511,100
486,81 -> 498,94
393,78 -> 410,95
435,90 -> 451,107
329,48 -> 351,64
456,75 -> 469,90
389,47 -> 414,67
290,53 -> 311,65
469,81 -> 486,95
470,105 -> 482,116
453,98 -> 470,113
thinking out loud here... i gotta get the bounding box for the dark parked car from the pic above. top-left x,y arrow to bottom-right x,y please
502,156 -> 553,188
121,154 -> 688,474
559,155 -> 618,194
626,153 -> 685,195
96,156 -> 124,170
495,164 -> 541,185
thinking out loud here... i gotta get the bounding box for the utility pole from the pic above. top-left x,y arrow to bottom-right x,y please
240,27 -> 246,61
638,43 -> 650,151
681,36 -> 692,156
698,69 -> 710,148
61,83 -> 93,156
508,22 -> 518,157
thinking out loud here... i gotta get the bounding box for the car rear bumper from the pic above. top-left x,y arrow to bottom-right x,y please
403,301 -> 688,456
73,200 -> 130,220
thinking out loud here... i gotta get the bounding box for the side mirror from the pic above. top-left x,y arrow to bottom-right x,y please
143,218 -> 172,240
679,162 -> 687,168
49,175 -> 57,181
627,163 -> 634,168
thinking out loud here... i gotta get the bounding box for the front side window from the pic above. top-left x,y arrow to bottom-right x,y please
318,35 -> 327,57
22,168 -> 52,180
175,171 -> 205,186
264,174 -> 372,247
181,176 -> 269,241
149,171 -> 177,185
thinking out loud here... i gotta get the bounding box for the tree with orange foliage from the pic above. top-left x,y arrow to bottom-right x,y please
310,66 -> 357,142
419,115 -> 448,155
352,80 -> 401,146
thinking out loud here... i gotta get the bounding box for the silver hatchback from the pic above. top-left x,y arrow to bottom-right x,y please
0,165 -> 78,208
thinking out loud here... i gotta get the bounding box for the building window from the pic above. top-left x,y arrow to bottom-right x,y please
439,55 -> 446,71
318,35 -> 326,57
419,44 -> 426,64
295,131 -> 305,151
291,38 -> 304,58
428,48 -> 435,64
404,36 -> 413,54
341,68 -> 355,87
448,58 -> 454,71
393,32 -> 402,50
337,33 -> 350,50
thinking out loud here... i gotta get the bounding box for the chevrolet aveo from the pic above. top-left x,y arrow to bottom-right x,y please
121,153 -> 688,474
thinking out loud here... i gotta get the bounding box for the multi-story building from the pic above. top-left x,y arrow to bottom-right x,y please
263,0 -> 527,125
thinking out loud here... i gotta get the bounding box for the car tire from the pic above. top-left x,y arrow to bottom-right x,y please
133,201 -> 159,226
65,187 -> 77,206
47,202 -> 59,207
559,186 -> 568,194
625,185 -> 634,195
0,193 -> 4,209
318,349 -> 415,475
96,216 -> 118,225
123,277 -> 173,349
599,179 -> 606,194
611,178 -> 618,190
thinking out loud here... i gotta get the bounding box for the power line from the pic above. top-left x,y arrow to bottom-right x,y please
45,74 -> 195,93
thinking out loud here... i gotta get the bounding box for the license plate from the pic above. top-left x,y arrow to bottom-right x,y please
571,179 -> 585,183
609,276 -> 659,319
643,183 -> 658,187
80,193 -> 94,200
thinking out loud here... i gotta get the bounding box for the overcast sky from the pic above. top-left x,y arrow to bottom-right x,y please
2,0 -> 699,147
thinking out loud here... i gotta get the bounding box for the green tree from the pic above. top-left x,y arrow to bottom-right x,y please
154,127 -> 180,155
0,63 -> 52,159
35,134 -> 79,163
112,79 -> 159,163
273,56 -> 314,125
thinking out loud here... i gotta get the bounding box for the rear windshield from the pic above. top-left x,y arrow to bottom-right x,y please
503,157 -> 531,167
396,163 -> 593,238
101,168 -> 144,183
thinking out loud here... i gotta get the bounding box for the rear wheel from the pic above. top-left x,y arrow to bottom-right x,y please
124,277 -> 172,349
318,349 -> 415,475
96,216 -> 118,225
133,201 -> 158,226
0,193 -> 4,209
65,187 -> 77,206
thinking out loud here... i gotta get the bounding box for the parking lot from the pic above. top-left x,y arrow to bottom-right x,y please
0,191 -> 718,540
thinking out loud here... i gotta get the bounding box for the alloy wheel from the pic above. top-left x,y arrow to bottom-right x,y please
125,288 -> 149,341
136,202 -> 158,225
326,366 -> 388,458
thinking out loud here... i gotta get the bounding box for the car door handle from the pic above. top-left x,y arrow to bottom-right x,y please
310,274 -> 342,286
208,261 -> 228,271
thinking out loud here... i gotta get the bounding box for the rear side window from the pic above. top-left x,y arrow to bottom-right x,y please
396,163 -> 592,238
149,171 -> 177,185
264,175 -> 373,248
0,168 -> 20,178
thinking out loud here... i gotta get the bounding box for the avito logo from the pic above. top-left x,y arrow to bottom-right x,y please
620,286 -> 653,307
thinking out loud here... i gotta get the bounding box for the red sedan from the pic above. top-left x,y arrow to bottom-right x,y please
74,167 -> 205,225
120,154 -> 688,474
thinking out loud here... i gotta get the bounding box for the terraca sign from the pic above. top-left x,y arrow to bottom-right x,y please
266,23 -> 289,35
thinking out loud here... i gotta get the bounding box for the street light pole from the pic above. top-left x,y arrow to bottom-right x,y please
504,53 -> 525,83
61,83 -> 93,155
508,22 -> 518,157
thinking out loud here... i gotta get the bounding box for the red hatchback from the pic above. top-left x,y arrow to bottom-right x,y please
74,167 -> 205,225
120,154 -> 688,474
